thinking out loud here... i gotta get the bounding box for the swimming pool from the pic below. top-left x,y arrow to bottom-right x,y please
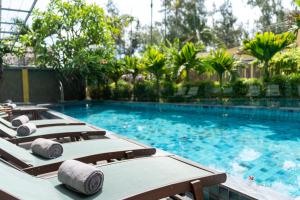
57,102 -> 300,197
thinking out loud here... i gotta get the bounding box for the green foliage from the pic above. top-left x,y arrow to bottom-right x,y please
232,79 -> 248,96
231,78 -> 262,96
288,73 -> 300,96
0,40 -> 11,79
213,0 -> 245,48
162,0 -> 209,44
111,80 -> 132,99
243,32 -> 295,80
205,49 -> 236,88
247,0 -> 286,33
19,0 -> 118,86
124,56 -> 141,79
143,47 -> 166,99
271,48 -> 300,75
268,74 -> 289,96
134,80 -> 157,101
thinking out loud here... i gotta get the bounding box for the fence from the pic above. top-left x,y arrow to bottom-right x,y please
0,67 -> 85,103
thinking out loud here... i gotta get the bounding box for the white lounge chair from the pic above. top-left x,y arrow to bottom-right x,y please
247,85 -> 260,97
174,87 -> 187,96
266,84 -> 280,97
184,87 -> 198,98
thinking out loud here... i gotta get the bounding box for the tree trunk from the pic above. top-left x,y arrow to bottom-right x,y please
186,68 -> 190,82
263,61 -> 270,81
0,56 -> 3,79
219,73 -> 223,98
156,75 -> 160,102
132,76 -> 136,101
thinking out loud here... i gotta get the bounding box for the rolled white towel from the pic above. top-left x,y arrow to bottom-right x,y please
5,99 -> 12,104
11,115 -> 29,127
3,103 -> 17,109
16,123 -> 37,136
58,160 -> 104,195
31,138 -> 63,159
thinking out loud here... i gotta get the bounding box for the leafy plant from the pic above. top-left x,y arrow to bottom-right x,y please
243,32 -> 295,81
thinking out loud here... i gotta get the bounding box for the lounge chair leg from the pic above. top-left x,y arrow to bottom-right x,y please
191,180 -> 203,200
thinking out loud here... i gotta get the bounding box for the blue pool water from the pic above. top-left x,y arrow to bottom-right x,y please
57,102 -> 300,197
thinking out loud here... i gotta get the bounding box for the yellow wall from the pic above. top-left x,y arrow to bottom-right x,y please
22,69 -> 30,103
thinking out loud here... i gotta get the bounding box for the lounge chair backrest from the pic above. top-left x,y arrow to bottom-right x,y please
266,84 -> 280,97
297,85 -> 300,96
0,117 -> 13,128
187,87 -> 198,96
211,87 -> 220,94
223,87 -> 233,94
247,85 -> 260,97
0,123 -> 16,138
0,138 -> 34,166
175,87 -> 186,96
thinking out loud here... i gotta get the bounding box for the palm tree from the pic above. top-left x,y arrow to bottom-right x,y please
144,47 -> 166,100
205,49 -> 236,91
243,32 -> 295,81
173,42 -> 204,82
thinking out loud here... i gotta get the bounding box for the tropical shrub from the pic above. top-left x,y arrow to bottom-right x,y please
134,80 -> 157,101
111,80 -> 132,99
198,81 -> 216,97
268,75 -> 289,96
232,79 -> 248,96
161,80 -> 176,97
288,73 -> 300,96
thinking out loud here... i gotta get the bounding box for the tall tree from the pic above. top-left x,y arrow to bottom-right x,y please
213,0 -> 245,48
161,0 -> 212,45
247,0 -> 287,33
106,0 -> 133,56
